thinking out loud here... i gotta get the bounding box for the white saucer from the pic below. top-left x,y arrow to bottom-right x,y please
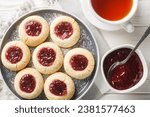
80,0 -> 122,31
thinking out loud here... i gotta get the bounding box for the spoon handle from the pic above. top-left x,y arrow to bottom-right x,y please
125,26 -> 150,62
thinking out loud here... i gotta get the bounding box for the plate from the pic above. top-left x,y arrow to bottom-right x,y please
80,0 -> 122,31
0,9 -> 100,100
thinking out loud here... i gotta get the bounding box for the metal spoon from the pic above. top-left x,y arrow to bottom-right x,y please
107,26 -> 150,79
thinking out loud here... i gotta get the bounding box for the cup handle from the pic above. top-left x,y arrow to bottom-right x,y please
120,21 -> 135,33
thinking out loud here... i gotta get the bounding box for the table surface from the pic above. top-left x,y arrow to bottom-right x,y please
0,0 -> 150,100
60,0 -> 150,100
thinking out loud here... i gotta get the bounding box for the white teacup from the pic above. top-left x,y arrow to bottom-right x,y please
88,0 -> 138,33
101,44 -> 148,93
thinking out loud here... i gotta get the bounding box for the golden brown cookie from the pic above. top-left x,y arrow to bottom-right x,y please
1,41 -> 31,71
44,72 -> 75,100
32,42 -> 63,75
14,68 -> 44,99
64,48 -> 95,79
50,16 -> 80,48
19,15 -> 49,47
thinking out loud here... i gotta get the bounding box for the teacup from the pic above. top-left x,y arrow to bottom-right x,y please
88,0 -> 138,33
101,44 -> 148,93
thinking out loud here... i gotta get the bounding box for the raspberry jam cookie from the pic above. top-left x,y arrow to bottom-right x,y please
64,48 -> 95,79
14,68 -> 44,99
32,42 -> 63,75
1,41 -> 30,71
19,15 -> 49,47
50,16 -> 80,48
44,72 -> 75,100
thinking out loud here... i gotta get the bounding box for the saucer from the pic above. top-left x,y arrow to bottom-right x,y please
80,0 -> 122,31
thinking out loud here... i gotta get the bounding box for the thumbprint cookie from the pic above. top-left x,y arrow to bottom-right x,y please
19,15 -> 49,47
50,16 -> 80,48
44,72 -> 75,100
14,68 -> 44,99
64,48 -> 95,79
32,42 -> 63,75
1,41 -> 31,71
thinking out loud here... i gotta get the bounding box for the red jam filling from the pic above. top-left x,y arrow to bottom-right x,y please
5,46 -> 23,64
104,48 -> 143,90
20,74 -> 36,93
70,54 -> 88,71
25,20 -> 42,36
37,47 -> 56,66
54,21 -> 73,40
49,80 -> 67,96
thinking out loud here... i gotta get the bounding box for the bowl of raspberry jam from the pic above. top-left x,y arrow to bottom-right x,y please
101,44 -> 148,93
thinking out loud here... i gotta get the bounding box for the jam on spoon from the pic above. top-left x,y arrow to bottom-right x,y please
106,26 -> 150,90
104,48 -> 143,90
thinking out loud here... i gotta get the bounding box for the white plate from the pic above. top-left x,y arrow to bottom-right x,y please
80,0 -> 122,31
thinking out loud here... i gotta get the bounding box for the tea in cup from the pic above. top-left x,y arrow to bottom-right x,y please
88,0 -> 138,32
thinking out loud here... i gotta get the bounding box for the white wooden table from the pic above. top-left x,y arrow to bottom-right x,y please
0,0 -> 150,100
60,0 -> 150,100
